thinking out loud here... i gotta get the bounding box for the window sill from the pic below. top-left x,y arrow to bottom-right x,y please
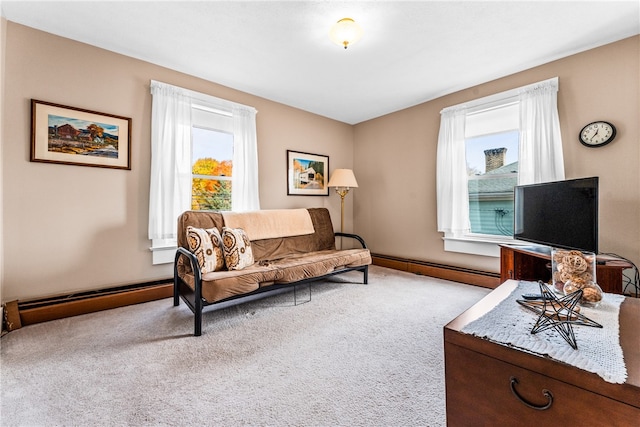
442,234 -> 516,258
150,244 -> 177,265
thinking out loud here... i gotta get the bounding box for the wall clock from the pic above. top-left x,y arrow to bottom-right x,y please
579,121 -> 616,148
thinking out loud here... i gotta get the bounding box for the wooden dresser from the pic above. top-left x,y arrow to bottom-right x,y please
444,280 -> 640,426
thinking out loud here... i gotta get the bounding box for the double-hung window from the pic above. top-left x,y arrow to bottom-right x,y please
465,102 -> 519,238
191,107 -> 234,211
148,81 -> 260,264
436,77 -> 564,257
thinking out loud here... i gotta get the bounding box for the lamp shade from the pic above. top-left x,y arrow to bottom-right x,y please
328,169 -> 359,188
329,18 -> 363,49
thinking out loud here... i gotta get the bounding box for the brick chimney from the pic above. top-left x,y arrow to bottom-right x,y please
484,148 -> 507,172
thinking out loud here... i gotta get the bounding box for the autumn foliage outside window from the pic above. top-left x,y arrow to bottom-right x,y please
191,127 -> 233,211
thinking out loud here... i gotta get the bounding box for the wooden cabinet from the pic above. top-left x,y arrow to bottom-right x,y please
446,344 -> 636,426
500,244 -> 632,294
444,281 -> 640,426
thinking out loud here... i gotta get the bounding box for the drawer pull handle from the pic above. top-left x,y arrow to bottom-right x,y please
510,376 -> 553,410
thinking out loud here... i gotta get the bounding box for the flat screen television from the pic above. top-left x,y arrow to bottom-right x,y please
513,177 -> 599,253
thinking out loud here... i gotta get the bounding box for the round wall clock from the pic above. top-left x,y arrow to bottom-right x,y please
579,121 -> 616,147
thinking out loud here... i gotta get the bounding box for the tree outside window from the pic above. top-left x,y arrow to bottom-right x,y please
191,126 -> 233,211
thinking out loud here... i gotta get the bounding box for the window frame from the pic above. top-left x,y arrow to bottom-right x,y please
439,78 -> 561,257
465,129 -> 519,239
149,81 -> 258,264
190,109 -> 235,212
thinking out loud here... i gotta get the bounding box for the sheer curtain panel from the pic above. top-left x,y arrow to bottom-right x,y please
518,78 -> 565,185
148,81 -> 192,241
436,107 -> 470,235
231,105 -> 261,211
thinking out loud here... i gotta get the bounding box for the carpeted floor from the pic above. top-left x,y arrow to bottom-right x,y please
0,266 -> 490,427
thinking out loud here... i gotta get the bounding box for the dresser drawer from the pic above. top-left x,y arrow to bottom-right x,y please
444,342 -> 639,426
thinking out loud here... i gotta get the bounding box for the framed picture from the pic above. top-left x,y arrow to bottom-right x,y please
31,99 -> 132,170
287,150 -> 329,196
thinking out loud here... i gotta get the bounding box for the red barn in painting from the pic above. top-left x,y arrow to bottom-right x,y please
53,123 -> 80,139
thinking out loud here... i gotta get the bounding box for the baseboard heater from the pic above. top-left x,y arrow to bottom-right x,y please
3,279 -> 173,332
3,256 -> 499,332
371,253 -> 500,289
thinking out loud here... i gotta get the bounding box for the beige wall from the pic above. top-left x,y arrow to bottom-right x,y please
1,23 -> 354,302
3,22 -> 637,303
354,36 -> 640,273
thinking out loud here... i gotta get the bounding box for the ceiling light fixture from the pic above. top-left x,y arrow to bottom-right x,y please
329,18 -> 363,49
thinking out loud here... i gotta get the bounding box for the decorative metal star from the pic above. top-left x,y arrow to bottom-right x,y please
517,281 -> 602,349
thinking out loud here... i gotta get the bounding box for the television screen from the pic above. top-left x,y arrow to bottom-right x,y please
514,177 -> 598,253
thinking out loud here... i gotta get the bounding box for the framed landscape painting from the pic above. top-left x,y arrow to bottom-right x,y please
287,150 -> 329,196
31,99 -> 132,170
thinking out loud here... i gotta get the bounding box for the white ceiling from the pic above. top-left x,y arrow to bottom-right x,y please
2,1 -> 639,124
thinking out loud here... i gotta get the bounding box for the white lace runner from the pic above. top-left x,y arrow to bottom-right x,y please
461,280 -> 627,384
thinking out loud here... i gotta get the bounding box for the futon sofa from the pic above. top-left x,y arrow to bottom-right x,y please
173,208 -> 371,335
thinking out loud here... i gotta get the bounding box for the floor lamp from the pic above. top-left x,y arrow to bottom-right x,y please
328,169 -> 359,247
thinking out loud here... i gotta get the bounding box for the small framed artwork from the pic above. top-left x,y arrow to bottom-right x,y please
287,150 -> 329,196
31,99 -> 132,170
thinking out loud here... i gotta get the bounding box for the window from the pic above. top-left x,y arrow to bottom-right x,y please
465,100 -> 519,238
191,110 -> 234,211
466,130 -> 519,236
436,77 -> 564,257
148,81 -> 260,264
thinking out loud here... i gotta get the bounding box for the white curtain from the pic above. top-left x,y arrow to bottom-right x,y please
148,82 -> 192,240
231,105 -> 261,211
518,78 -> 565,185
436,107 -> 470,235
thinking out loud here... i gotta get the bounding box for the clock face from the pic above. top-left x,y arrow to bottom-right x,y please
579,121 -> 616,147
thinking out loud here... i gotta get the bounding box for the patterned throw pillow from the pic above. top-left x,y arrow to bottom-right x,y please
221,227 -> 254,271
185,226 -> 225,274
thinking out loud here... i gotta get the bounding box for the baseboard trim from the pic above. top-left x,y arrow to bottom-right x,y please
372,253 -> 501,289
4,256 -> 499,331
7,280 -> 173,329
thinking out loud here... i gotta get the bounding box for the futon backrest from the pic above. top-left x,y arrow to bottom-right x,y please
176,208 -> 336,264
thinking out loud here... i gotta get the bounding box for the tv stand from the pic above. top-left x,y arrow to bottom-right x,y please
500,244 -> 631,294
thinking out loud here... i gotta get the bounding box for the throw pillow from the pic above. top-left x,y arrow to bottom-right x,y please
221,227 -> 254,270
186,226 -> 225,274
